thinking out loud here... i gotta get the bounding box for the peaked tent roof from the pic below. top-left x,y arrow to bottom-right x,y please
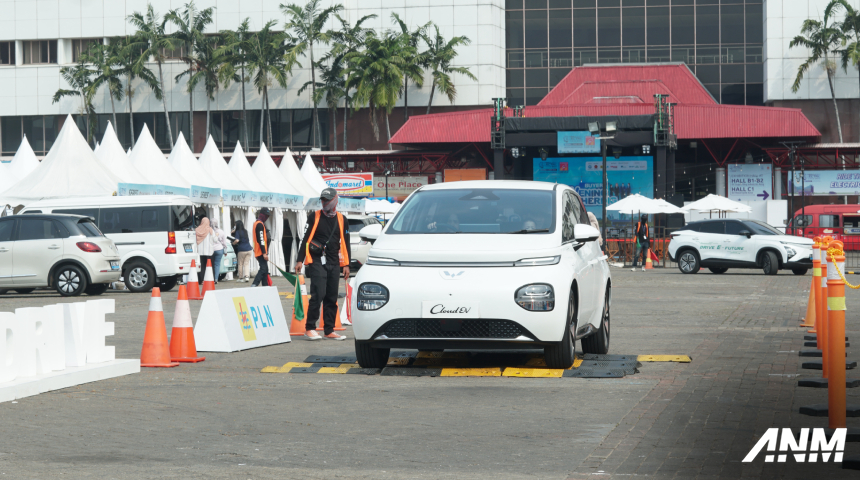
8,135 -> 40,179
279,148 -> 320,198
228,141 -> 269,192
251,144 -> 302,195
200,138 -> 248,191
129,124 -> 190,189
301,154 -> 329,193
95,122 -> 148,183
167,133 -> 220,188
0,114 -> 123,206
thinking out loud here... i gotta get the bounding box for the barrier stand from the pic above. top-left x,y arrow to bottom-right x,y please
800,241 -> 860,418
800,239 -> 822,357
186,259 -> 204,301
800,237 -> 820,329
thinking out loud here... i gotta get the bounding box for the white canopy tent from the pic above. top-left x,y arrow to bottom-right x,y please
129,124 -> 190,191
682,194 -> 753,216
300,153 -> 329,192
0,114 -> 122,207
95,122 -> 148,184
228,142 -> 277,278
0,163 -> 19,198
279,147 -> 320,198
365,198 -> 401,215
167,133 -> 220,189
8,135 -> 39,180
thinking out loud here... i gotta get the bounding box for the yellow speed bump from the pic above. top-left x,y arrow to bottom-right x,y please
440,367 -> 502,377
502,368 -> 564,378
260,362 -> 313,373
318,364 -> 361,374
637,355 -> 692,363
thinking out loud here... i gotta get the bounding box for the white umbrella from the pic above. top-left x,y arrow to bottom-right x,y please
365,198 -> 399,215
652,198 -> 685,214
681,194 -> 752,214
606,194 -> 665,215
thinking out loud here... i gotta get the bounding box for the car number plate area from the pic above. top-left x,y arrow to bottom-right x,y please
421,301 -> 480,319
109,261 -> 120,270
184,244 -> 194,253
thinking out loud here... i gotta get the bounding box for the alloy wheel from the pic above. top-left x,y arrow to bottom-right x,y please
680,253 -> 696,273
59,269 -> 80,294
129,267 -> 149,288
568,290 -> 576,355
603,289 -> 611,340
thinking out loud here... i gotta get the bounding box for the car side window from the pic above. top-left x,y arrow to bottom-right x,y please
725,221 -> 746,235
562,193 -> 575,242
575,194 -> 590,225
821,215 -> 840,228
698,221 -> 725,234
19,218 -> 60,240
0,219 -> 14,242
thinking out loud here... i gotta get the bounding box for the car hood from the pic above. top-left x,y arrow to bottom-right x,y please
370,232 -> 563,263
767,235 -> 813,245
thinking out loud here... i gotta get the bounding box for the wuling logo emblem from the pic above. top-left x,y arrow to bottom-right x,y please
742,428 -> 845,463
232,297 -> 257,342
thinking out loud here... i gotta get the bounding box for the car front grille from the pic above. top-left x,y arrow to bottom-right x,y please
375,319 -> 530,339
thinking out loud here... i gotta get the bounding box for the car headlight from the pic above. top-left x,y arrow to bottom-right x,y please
784,246 -> 797,258
357,283 -> 389,310
515,284 -> 554,311
514,256 -> 561,266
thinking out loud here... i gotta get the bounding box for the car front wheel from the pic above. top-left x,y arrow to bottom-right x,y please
545,287 -> 576,369
55,265 -> 88,297
582,286 -> 610,355
708,267 -> 728,274
84,283 -> 109,296
762,251 -> 779,275
678,250 -> 700,274
158,275 -> 178,292
355,340 -> 390,369
792,268 -> 808,275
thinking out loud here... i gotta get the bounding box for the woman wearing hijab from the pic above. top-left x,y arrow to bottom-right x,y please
210,217 -> 228,283
196,215 -> 215,283
232,220 -> 254,282
587,211 -> 604,251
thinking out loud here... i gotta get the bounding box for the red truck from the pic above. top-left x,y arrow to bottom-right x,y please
788,204 -> 860,250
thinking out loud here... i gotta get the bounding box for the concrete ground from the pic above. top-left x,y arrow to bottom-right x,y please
0,267 -> 857,479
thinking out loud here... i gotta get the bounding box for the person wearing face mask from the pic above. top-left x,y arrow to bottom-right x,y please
295,188 -> 351,341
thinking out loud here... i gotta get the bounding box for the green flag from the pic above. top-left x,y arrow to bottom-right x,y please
278,267 -> 304,320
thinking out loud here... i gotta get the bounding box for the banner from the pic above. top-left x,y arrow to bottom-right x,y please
323,173 -> 373,196
118,183 -> 191,198
190,185 -> 222,205
790,170 -> 860,196
221,190 -> 305,209
374,176 -> 428,196
193,286 -> 291,352
534,156 -> 654,221
304,197 -> 365,213
557,131 -> 600,154
728,164 -> 771,202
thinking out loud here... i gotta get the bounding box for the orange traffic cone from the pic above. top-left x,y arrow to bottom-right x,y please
200,259 -> 216,297
169,285 -> 205,363
644,248 -> 654,270
140,287 -> 179,368
187,259 -> 203,300
800,277 -> 816,328
289,275 -> 310,336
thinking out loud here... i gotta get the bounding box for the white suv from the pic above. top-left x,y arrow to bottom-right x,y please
351,181 -> 611,369
345,214 -> 383,271
0,214 -> 121,296
668,219 -> 814,275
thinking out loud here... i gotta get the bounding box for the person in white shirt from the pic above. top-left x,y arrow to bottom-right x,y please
211,217 -> 228,283
196,215 -> 215,283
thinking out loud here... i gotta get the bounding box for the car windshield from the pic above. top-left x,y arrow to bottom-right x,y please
347,219 -> 368,233
745,220 -> 781,235
387,188 -> 555,234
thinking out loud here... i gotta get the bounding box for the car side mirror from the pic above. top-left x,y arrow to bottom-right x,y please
573,224 -> 600,243
359,224 -> 383,243
739,230 -> 752,238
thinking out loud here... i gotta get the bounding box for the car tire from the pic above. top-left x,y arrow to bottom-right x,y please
158,276 -> 178,292
55,265 -> 88,297
545,287 -> 576,369
355,340 -> 390,369
125,261 -> 156,293
708,267 -> 728,274
84,283 -> 109,296
582,286 -> 611,355
678,250 -> 701,274
13,288 -> 35,294
793,268 -> 809,275
762,251 -> 779,275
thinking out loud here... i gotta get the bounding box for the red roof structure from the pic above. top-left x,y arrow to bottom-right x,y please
389,63 -> 820,146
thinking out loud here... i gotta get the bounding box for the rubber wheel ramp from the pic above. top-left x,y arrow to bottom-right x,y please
798,377 -> 860,388
303,355 -> 357,364
582,354 -> 639,362
844,456 -> 860,470
799,349 -> 822,357
381,367 -> 442,377
563,368 -> 625,378
804,335 -> 848,341
801,360 -> 857,370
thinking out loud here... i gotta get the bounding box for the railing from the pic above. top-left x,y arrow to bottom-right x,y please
603,225 -> 678,269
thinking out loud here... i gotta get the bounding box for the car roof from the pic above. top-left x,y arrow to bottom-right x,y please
418,180 -> 559,191
5,213 -> 90,220
23,195 -> 192,209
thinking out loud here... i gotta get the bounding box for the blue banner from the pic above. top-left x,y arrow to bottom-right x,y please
557,131 -> 600,154
791,170 -> 860,196
118,183 -> 191,198
190,185 -> 221,205
304,197 -> 365,213
533,156 -> 654,221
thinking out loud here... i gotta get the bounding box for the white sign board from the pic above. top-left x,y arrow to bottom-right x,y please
728,164 -> 772,202
194,286 -> 292,352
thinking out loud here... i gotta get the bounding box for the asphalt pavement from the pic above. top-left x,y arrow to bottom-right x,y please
0,268 -> 857,479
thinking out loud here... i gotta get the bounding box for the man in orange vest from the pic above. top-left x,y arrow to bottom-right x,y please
632,214 -> 649,272
295,188 -> 351,340
251,207 -> 271,287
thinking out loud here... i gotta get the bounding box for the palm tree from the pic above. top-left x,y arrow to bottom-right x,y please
329,13 -> 376,150
167,1 -> 214,152
790,2 -> 845,142
88,41 -> 125,133
52,58 -> 98,146
218,19 -> 253,147
178,35 -> 227,140
835,0 -> 860,141
344,30 -> 422,149
391,13 -> 429,122
282,0 -> 344,149
114,36 -> 161,147
246,20 -> 293,148
303,60 -> 343,149
422,25 -> 476,115
127,4 -> 182,148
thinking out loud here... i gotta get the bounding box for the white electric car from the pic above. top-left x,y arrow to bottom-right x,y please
667,219 -> 814,275
351,180 -> 611,369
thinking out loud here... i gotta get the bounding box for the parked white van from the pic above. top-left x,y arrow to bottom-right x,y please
20,196 -> 199,293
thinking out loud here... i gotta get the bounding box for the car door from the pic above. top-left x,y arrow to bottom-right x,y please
0,218 -> 16,286
695,221 -> 726,263
563,191 -> 596,324
13,217 -> 67,286
723,220 -> 755,265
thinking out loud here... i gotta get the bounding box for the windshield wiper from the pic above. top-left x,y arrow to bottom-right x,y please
510,229 -> 550,234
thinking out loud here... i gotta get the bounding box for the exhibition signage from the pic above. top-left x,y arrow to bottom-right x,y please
189,185 -> 222,205
322,173 -> 374,196
728,164 -> 772,202
193,287 -> 291,352
374,176 -> 428,196
557,131 -> 600,154
304,197 -> 366,213
790,170 -> 860,196
118,182 -> 191,198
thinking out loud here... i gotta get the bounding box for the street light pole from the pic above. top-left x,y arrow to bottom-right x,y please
601,139 -> 608,242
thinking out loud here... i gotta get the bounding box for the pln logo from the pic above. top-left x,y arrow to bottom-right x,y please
560,162 -> 569,172
232,296 -> 276,342
743,428 -> 845,463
